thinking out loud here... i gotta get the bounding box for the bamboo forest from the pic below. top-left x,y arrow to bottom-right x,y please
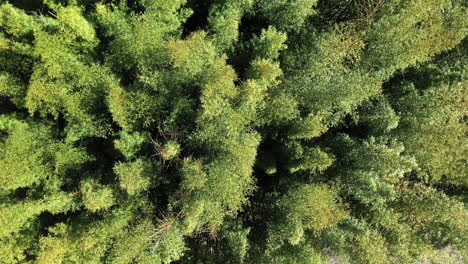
0,0 -> 467,263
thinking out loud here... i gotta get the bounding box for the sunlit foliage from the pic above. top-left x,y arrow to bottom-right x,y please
0,0 -> 466,263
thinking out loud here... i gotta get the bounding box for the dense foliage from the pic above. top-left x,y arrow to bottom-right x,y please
0,0 -> 467,263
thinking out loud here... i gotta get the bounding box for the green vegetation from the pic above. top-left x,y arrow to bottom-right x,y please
0,0 -> 466,263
